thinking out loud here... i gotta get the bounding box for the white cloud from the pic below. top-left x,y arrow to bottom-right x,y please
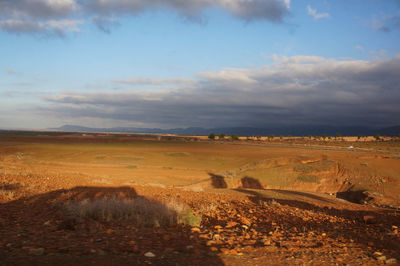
114,77 -> 195,86
307,5 -> 330,20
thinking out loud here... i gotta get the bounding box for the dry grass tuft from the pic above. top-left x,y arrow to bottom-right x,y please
64,197 -> 201,227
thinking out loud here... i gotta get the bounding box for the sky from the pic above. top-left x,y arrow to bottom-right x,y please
1,0 -> 400,129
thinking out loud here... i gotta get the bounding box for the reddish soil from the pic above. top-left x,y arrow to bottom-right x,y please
1,133 -> 399,265
1,177 -> 399,265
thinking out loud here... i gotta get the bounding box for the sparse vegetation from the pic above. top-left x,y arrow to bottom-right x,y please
219,133 -> 225,139
208,133 -> 216,140
231,134 -> 239,140
64,197 -> 201,227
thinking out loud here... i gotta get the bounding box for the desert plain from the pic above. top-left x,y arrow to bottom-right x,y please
0,132 -> 399,265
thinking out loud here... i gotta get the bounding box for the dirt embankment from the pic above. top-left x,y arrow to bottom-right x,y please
192,155 -> 400,208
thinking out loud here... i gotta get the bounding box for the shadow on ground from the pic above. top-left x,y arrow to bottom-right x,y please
0,186 -> 224,265
209,173 -> 228,189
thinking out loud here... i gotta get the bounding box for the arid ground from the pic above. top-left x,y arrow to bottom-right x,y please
0,132 -> 399,265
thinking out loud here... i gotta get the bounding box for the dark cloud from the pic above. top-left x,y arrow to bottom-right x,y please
0,0 -> 291,35
40,55 -> 400,128
81,0 -> 290,22
0,0 -> 77,19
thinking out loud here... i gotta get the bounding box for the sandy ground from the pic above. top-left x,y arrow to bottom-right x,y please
0,133 -> 399,265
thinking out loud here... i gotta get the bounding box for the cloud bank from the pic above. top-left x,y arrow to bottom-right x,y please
41,55 -> 400,128
0,0 -> 291,35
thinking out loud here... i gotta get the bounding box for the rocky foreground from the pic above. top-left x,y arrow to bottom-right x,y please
0,184 -> 399,265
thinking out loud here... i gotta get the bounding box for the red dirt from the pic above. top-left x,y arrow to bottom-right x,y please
1,134 -> 400,265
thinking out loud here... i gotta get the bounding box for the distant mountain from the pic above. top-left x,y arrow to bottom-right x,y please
50,124 -> 400,136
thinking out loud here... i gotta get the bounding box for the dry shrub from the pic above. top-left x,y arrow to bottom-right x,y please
64,197 -> 201,227
0,189 -> 16,200
0,182 -> 21,201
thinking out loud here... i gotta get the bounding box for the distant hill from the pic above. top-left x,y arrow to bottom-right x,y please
50,124 -> 400,136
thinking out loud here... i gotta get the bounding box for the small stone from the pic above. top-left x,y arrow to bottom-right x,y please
373,251 -> 383,256
220,248 -> 230,255
240,217 -> 251,227
206,240 -> 215,246
225,221 -> 238,228
106,229 -> 114,234
199,234 -> 209,239
191,227 -> 201,233
376,256 -> 386,261
186,245 -> 194,250
144,252 -> 156,258
242,225 -> 249,230
213,234 -> 221,241
262,239 -> 271,246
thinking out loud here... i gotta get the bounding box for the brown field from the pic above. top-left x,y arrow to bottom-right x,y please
1,132 -> 399,265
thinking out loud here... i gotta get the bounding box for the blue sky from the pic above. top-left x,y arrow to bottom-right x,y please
1,0 -> 400,129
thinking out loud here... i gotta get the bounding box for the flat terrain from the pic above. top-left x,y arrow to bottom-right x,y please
0,133 -> 399,265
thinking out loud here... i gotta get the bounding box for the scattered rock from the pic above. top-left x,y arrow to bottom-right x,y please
262,239 -> 271,246
191,227 -> 201,233
212,234 -> 221,240
144,252 -> 156,258
206,240 -> 215,246
225,221 -> 238,228
240,217 -> 251,227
